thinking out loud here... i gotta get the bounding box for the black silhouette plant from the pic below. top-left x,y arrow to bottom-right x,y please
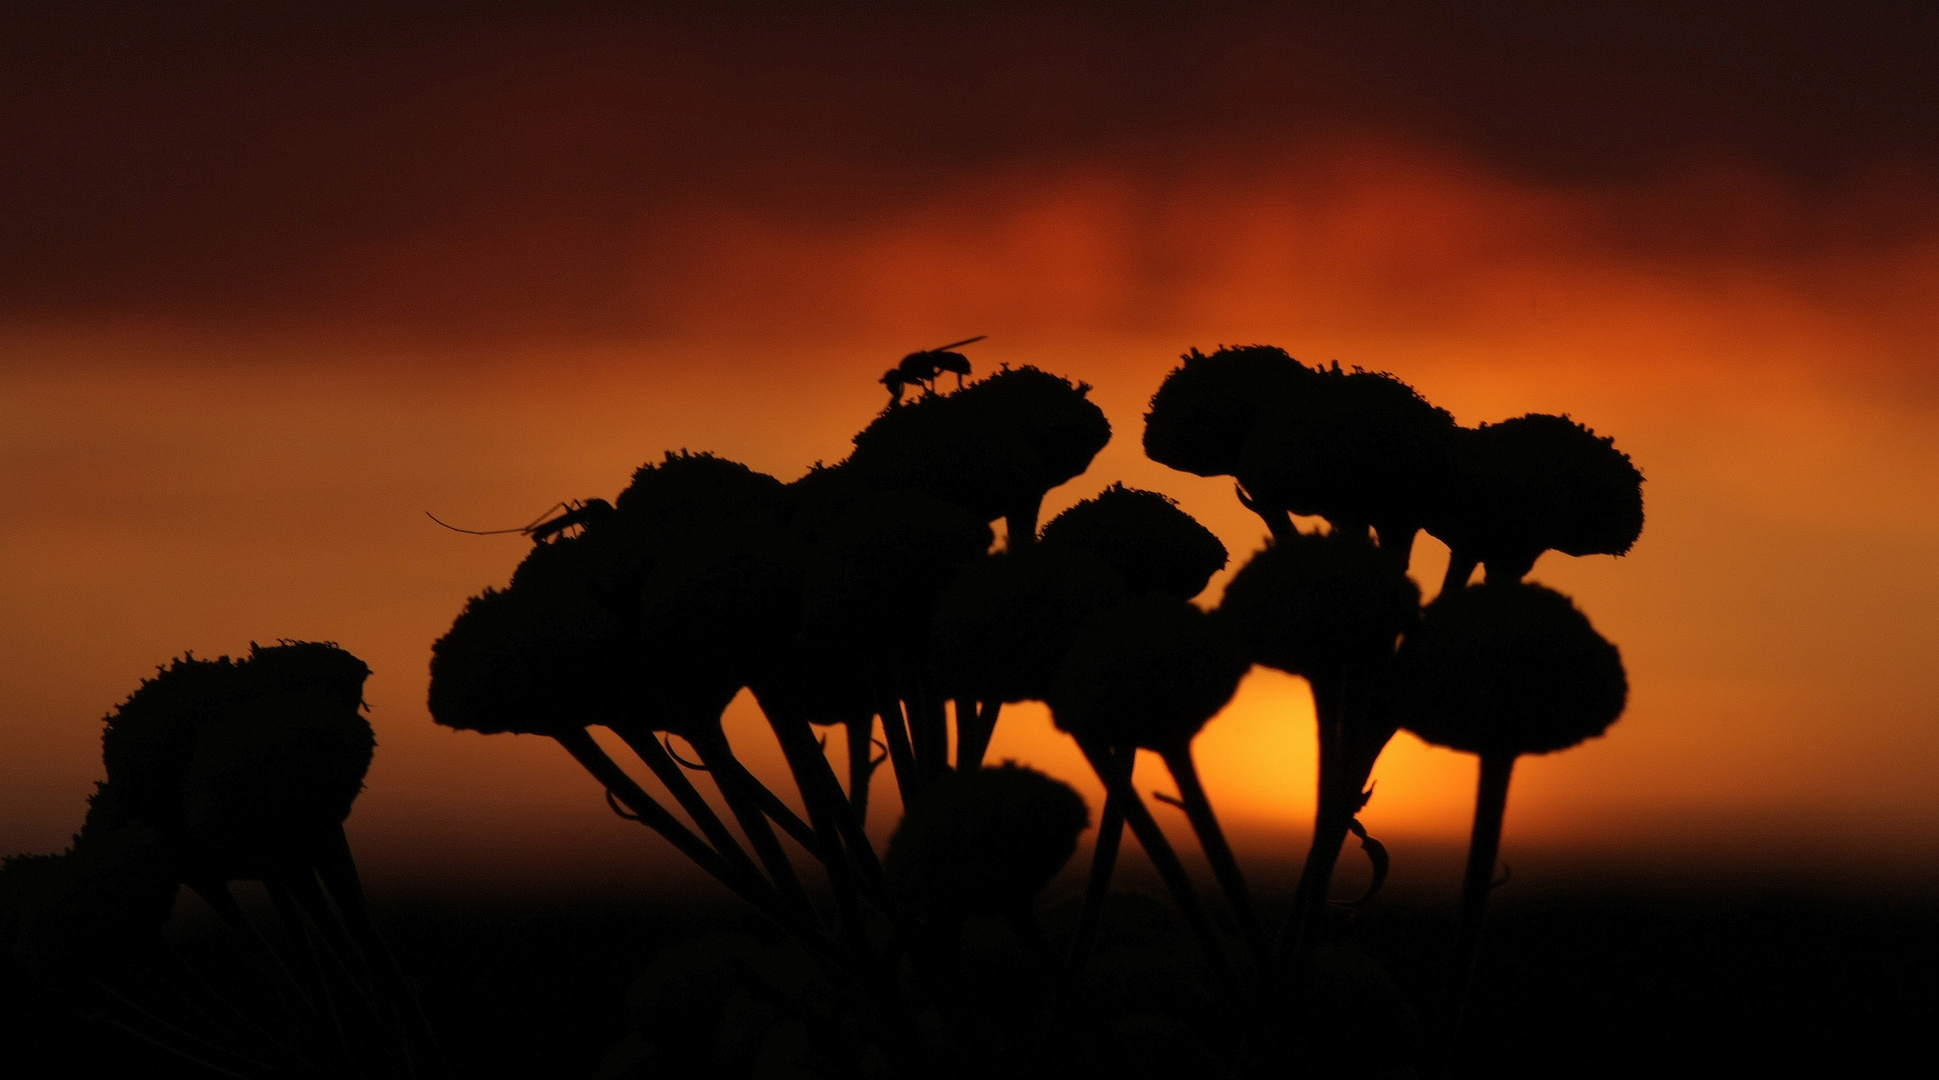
1425,413 -> 1645,592
1214,532 -> 1420,981
1038,483 -> 1230,601
1382,582 -> 1627,1068
413,346 -> 1641,1078
885,762 -> 1088,927
1049,596 -> 1254,983
2,642 -> 441,1078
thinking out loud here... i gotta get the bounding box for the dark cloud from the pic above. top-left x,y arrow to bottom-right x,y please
3,1 -> 1934,334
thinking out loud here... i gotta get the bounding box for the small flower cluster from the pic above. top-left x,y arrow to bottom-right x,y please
1,642 -> 437,1076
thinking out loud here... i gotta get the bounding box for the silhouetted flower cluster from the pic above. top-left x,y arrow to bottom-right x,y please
415,344 -> 1643,1077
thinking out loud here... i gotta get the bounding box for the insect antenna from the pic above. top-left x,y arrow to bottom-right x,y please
425,503 -> 569,536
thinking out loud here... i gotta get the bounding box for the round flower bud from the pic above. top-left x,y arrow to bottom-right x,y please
429,583 -> 634,738
1386,582 -> 1627,757
931,546 -> 1125,704
884,762 -> 1089,919
614,450 -> 791,530
1048,595 -> 1251,752
1215,531 -> 1420,680
1143,345 -> 1312,478
1426,414 -> 1644,582
1039,484 -> 1228,601
847,389 -> 1043,526
1234,364 -> 1455,538
953,365 -> 1113,501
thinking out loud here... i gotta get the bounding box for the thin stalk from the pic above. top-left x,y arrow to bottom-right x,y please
315,826 -> 450,1078
1076,739 -> 1238,998
762,705 -> 878,967
264,877 -> 360,1074
1441,552 -> 1479,597
550,726 -> 785,917
1274,674 -> 1395,986
1433,751 -> 1517,1075
955,699 -> 1000,772
284,871 -> 413,1080
93,985 -> 280,1080
846,714 -> 877,824
687,723 -> 815,919
875,694 -> 921,804
911,681 -> 950,781
1161,745 -> 1267,964
608,719 -> 765,889
1066,743 -> 1130,979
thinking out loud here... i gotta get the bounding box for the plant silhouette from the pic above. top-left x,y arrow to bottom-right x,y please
7,343 -> 1643,1078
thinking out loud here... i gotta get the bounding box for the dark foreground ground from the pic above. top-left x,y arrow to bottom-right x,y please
9,883 -> 1937,1078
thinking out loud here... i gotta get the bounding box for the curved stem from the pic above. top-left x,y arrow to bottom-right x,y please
608,718 -> 765,888
876,693 -> 921,804
1434,751 -> 1517,1076
1275,675 -> 1387,986
550,727 -> 780,914
846,714 -> 877,824
1161,745 -> 1267,965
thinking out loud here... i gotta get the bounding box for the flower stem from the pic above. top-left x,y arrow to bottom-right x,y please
846,714 -> 877,824
1433,751 -> 1517,1075
1066,743 -> 1130,980
1076,738 -> 1239,999
1162,745 -> 1268,965
955,698 -> 1000,772
608,718 -> 765,888
687,723 -> 814,919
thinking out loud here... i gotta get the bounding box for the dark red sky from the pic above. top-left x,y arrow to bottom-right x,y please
6,1 -> 1937,339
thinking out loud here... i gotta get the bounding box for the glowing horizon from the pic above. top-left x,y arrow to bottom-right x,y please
3,134 -> 1936,897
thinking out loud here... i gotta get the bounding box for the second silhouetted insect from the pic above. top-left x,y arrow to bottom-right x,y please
882,335 -> 985,403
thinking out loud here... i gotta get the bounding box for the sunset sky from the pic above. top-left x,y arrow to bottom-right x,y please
3,3 -> 1935,900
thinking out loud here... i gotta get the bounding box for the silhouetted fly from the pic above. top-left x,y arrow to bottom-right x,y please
882,336 -> 985,403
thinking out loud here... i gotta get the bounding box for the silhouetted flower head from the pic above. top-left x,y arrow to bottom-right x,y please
885,762 -> 1089,919
931,546 -> 1126,704
849,366 -> 1110,539
795,472 -> 993,679
1385,582 -> 1627,757
847,387 -> 1043,525
1215,531 -> 1421,681
1143,345 -> 1312,478
954,365 -> 1112,499
1235,364 -> 1456,539
635,514 -> 802,737
577,450 -> 795,596
430,583 -> 634,737
176,643 -> 375,876
1048,595 -> 1251,752
1039,484 -> 1228,600
614,450 -> 792,528
1426,413 -> 1645,582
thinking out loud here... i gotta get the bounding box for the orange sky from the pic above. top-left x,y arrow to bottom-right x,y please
3,5 -> 1937,900
4,136 -> 1937,900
